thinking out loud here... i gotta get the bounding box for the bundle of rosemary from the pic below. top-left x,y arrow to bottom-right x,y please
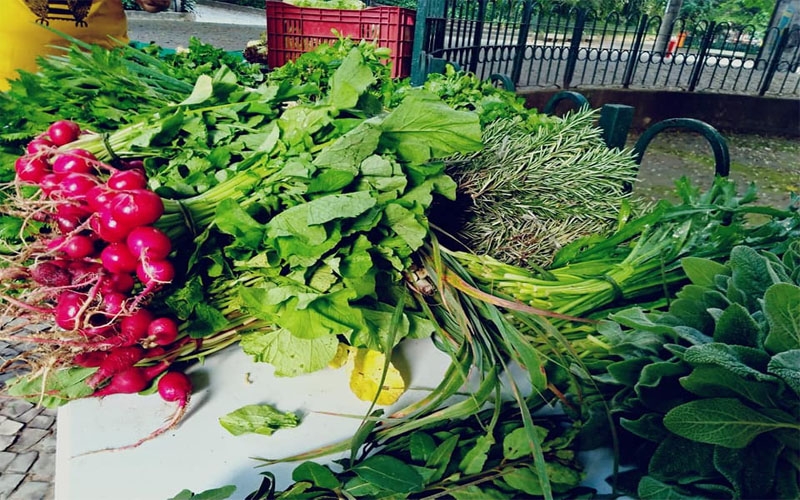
444,109 -> 641,267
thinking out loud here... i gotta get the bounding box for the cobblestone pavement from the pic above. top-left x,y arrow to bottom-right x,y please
0,341 -> 57,500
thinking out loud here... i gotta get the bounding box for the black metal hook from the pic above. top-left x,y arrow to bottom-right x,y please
633,118 -> 731,177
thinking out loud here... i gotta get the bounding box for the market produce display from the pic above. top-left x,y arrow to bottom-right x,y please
1,35 -> 798,499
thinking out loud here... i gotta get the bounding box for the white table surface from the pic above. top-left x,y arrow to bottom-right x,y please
56,337 -> 617,500
56,338 -> 454,500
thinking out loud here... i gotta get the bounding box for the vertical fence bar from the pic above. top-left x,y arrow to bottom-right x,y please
622,14 -> 648,88
688,21 -> 715,92
759,28 -> 790,96
468,0 -> 487,74
510,0 -> 534,86
562,8 -> 587,88
410,0 -> 445,86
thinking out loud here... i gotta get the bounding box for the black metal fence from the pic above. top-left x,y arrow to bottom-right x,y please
412,0 -> 800,97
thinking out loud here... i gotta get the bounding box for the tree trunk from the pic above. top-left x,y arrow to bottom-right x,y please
654,0 -> 683,54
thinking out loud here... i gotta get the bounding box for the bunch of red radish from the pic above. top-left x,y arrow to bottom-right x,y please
9,120 -> 192,443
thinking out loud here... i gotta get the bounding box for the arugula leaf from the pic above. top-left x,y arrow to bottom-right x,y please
239,328 -> 339,377
379,91 -> 483,163
351,455 -> 424,494
168,486 -> 236,500
329,48 -> 376,110
219,404 -> 299,436
291,462 -> 339,490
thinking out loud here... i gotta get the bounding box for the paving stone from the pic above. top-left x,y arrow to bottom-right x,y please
0,418 -> 23,436
29,451 -> 56,482
32,433 -> 56,454
0,450 -> 15,469
0,473 -> 25,497
14,406 -> 43,425
0,434 -> 15,451
0,399 -> 34,419
8,480 -> 54,500
7,450 -> 37,474
28,413 -> 55,430
8,428 -> 47,452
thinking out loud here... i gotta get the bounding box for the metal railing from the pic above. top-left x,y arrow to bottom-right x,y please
411,0 -> 800,97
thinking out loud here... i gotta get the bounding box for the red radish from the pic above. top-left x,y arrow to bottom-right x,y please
158,371 -> 192,405
100,242 -> 138,274
54,203 -> 92,234
85,185 -> 116,213
15,155 -> 50,184
110,189 -> 164,228
58,172 -> 98,199
119,159 -> 145,171
31,261 -> 72,287
147,317 -> 179,346
73,351 -> 108,368
100,272 -> 135,294
86,345 -> 145,388
126,226 -> 172,261
107,169 -> 147,191
39,173 -> 62,196
47,120 -> 81,146
54,291 -> 86,330
136,259 -> 175,285
26,137 -> 54,154
92,367 -> 148,396
119,308 -> 154,343
101,292 -> 127,315
92,210 -> 134,243
66,260 -> 102,284
60,234 -> 96,259
51,152 -> 94,176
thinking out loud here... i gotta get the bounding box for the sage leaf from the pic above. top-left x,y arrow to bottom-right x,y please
663,398 -> 796,448
763,283 -> 800,354
767,350 -> 800,395
729,246 -> 783,312
681,256 -> 728,287
351,455 -> 424,494
681,343 -> 773,382
713,433 -> 782,499
679,365 -> 780,408
637,476 -> 707,499
648,434 -> 715,481
712,302 -> 762,348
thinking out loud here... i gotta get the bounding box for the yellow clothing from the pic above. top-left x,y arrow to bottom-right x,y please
0,0 -> 129,91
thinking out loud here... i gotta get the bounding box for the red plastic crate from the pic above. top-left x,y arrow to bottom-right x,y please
266,1 -> 416,79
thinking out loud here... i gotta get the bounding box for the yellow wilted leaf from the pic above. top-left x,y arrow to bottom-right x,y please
347,348 -> 406,405
328,343 -> 354,369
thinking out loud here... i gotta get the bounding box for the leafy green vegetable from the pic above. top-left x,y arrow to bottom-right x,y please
580,240 -> 800,498
168,486 -> 237,500
246,400 -> 585,499
218,404 -> 300,436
